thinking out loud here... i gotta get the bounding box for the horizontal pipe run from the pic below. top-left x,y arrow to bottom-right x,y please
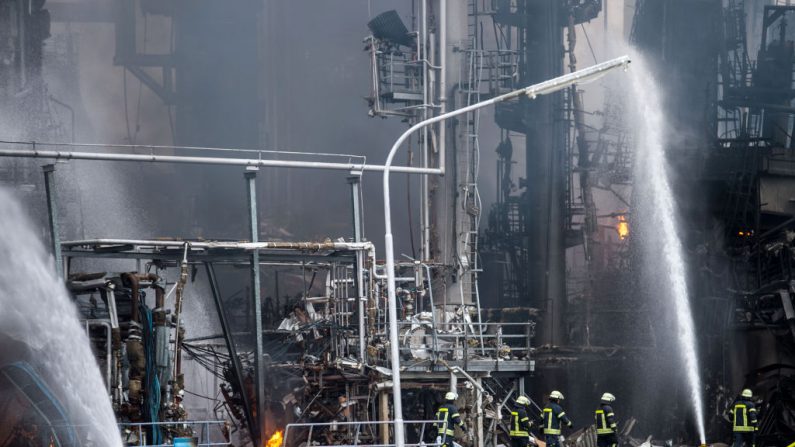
0,148 -> 442,175
62,238 -> 375,252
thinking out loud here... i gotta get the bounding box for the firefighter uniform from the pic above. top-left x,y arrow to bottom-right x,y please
730,389 -> 758,447
595,403 -> 618,447
540,391 -> 572,447
435,393 -> 465,447
509,396 -> 533,447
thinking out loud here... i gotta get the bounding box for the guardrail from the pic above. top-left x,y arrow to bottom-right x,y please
398,319 -> 534,361
118,420 -> 230,447
284,420 -> 445,447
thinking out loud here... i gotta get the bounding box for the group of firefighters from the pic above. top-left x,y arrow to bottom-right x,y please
434,388 -> 760,447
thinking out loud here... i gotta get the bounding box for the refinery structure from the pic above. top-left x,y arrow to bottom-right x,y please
0,1 -> 794,447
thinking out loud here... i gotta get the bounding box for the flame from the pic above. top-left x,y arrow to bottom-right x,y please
617,215 -> 629,240
265,430 -> 283,447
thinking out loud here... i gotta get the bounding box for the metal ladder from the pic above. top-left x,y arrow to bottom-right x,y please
461,0 -> 486,352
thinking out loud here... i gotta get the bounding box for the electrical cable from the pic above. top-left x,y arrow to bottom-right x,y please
183,388 -> 224,403
580,23 -> 598,65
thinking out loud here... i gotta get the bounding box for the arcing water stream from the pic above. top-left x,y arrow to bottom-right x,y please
630,56 -> 707,444
0,188 -> 122,446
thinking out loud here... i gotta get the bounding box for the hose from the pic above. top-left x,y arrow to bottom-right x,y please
140,303 -> 162,444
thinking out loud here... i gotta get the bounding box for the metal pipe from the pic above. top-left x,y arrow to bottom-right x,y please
42,164 -> 63,278
381,56 -> 630,446
62,238 -> 376,252
121,272 -> 141,323
438,0 -> 447,173
349,175 -> 367,365
421,0 -> 431,261
85,319 -> 112,394
245,169 -> 266,445
476,377 -> 483,447
172,244 -> 189,393
0,146 -> 442,175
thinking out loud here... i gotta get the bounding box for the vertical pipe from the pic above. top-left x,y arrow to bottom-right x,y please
476,378 -> 483,447
438,0 -> 447,168
245,168 -> 266,445
348,175 -> 367,364
42,164 -> 63,278
421,0 -> 431,261
17,0 -> 27,87
379,391 -> 390,444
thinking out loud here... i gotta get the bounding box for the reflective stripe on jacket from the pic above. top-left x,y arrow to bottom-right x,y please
730,400 -> 757,433
509,406 -> 531,437
595,404 -> 617,435
435,403 -> 464,436
541,402 -> 572,435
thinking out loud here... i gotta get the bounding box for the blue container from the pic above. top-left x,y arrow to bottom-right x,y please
173,438 -> 196,447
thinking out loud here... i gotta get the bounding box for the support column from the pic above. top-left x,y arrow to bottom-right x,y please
348,174 -> 367,364
42,164 -> 62,278
245,168 -> 266,444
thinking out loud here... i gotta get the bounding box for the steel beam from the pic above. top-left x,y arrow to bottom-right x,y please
42,164 -> 63,278
245,168 -> 266,444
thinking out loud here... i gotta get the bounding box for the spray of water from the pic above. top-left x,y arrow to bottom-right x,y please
629,56 -> 707,444
0,189 -> 122,446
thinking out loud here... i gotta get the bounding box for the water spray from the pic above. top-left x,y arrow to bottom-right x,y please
630,55 -> 707,444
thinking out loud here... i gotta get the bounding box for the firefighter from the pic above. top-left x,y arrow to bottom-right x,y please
509,395 -> 534,447
435,392 -> 466,447
539,390 -> 573,447
595,393 -> 618,447
730,388 -> 758,447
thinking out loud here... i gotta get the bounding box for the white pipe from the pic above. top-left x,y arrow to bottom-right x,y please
421,0 -> 431,261
0,147 -> 442,175
382,56 -> 630,446
62,238 -> 377,253
438,0 -> 447,171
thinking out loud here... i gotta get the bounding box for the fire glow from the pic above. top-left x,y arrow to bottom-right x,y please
265,430 -> 283,447
617,215 -> 629,240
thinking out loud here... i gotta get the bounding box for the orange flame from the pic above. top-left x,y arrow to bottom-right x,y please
265,430 -> 283,447
617,215 -> 629,240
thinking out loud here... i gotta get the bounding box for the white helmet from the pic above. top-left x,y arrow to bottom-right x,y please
445,391 -> 458,401
550,390 -> 564,400
177,389 -> 185,399
601,392 -> 616,402
741,389 -> 753,398
516,395 -> 530,406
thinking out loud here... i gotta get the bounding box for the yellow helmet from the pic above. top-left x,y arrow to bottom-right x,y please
601,392 -> 616,402
741,389 -> 753,398
516,395 -> 530,406
550,390 -> 565,400
445,391 -> 458,401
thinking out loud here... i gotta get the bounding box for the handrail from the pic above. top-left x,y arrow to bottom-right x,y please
284,420 -> 445,447
118,420 -> 230,447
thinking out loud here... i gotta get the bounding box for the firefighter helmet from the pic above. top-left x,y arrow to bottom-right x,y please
741,389 -> 753,398
601,392 -> 616,402
550,390 -> 565,400
445,392 -> 458,401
